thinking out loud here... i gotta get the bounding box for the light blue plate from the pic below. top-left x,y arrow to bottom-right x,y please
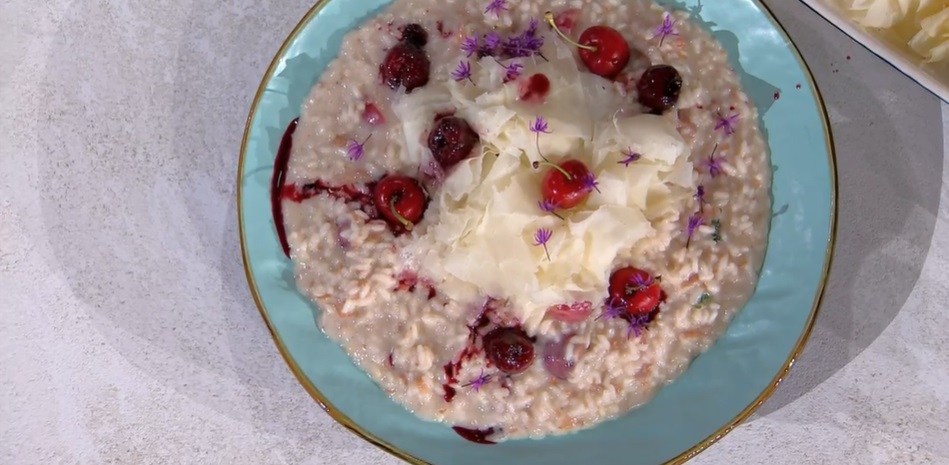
237,1 -> 837,464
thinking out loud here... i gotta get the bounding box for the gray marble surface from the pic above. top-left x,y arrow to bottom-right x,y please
2,0 -> 948,464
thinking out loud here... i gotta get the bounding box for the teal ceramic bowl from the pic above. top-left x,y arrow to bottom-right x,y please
238,1 -> 837,464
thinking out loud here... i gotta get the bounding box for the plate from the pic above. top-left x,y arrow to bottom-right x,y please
800,0 -> 949,103
237,1 -> 837,464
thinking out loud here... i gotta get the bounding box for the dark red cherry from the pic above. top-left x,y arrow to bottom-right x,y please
427,116 -> 479,169
483,327 -> 535,375
380,43 -> 431,93
401,23 -> 428,48
636,65 -> 683,114
540,159 -> 594,210
372,175 -> 427,231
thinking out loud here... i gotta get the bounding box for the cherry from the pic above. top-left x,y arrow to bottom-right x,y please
401,23 -> 428,48
608,267 -> 662,316
540,159 -> 593,210
362,102 -> 385,126
372,175 -> 427,231
483,327 -> 535,375
545,12 -> 630,79
380,43 -> 431,93
427,116 -> 479,169
636,65 -> 683,114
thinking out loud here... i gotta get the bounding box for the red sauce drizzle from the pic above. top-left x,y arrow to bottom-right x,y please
452,426 -> 498,445
519,73 -> 551,103
440,299 -> 501,402
271,119 -> 299,257
435,21 -> 453,38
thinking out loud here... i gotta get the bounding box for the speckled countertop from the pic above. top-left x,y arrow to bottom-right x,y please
1,0 -> 948,464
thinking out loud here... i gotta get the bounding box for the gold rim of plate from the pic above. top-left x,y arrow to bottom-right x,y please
236,1 -> 839,463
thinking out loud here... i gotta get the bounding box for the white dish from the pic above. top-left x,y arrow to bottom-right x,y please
800,0 -> 949,103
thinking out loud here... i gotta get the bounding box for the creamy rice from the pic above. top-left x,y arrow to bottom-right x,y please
280,0 -> 770,441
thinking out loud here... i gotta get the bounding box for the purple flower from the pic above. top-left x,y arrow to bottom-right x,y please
653,13 -> 678,46
685,212 -> 704,248
346,134 -> 371,161
496,59 -> 523,81
582,172 -> 601,194
461,36 -> 479,57
501,18 -> 545,58
597,299 -> 626,321
538,199 -> 564,219
462,369 -> 493,392
451,60 -> 474,83
695,185 -> 706,205
625,273 -> 653,294
529,115 -> 551,157
626,313 -> 652,339
482,32 -> 501,52
529,116 -> 551,135
701,144 -> 724,177
533,227 -> 553,261
618,148 -> 642,167
485,0 -> 508,18
715,113 -> 739,137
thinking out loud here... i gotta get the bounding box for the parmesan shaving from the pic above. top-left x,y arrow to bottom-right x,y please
403,33 -> 695,333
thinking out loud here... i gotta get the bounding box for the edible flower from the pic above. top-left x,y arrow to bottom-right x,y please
533,227 -> 553,261
653,13 -> 678,46
496,59 -> 524,81
715,113 -> 739,137
538,199 -> 564,220
502,18 -> 546,58
701,144 -> 724,177
626,313 -> 652,339
529,115 -> 552,158
625,273 -> 653,294
685,212 -> 704,248
483,32 -> 502,51
463,369 -> 493,392
596,299 -> 626,321
451,60 -> 474,83
461,36 -> 479,57
346,134 -> 371,161
618,148 -> 642,167
581,172 -> 601,193
485,0 -> 508,18
694,185 -> 706,205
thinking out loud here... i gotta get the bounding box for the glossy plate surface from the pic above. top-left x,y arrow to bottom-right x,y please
238,1 -> 837,464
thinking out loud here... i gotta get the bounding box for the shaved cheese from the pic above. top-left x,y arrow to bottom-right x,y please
834,0 -> 949,64
402,33 -> 695,333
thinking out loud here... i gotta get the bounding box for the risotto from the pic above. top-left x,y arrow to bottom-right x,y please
273,0 -> 771,443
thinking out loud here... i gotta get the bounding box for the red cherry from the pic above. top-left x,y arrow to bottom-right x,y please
362,102 -> 385,126
608,267 -> 662,316
545,12 -> 630,79
540,159 -> 593,210
380,43 -> 430,93
577,26 -> 631,79
483,327 -> 535,375
372,175 -> 427,231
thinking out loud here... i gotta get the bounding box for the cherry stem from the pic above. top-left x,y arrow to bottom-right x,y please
544,11 -> 596,52
534,160 -> 573,180
388,196 -> 414,231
